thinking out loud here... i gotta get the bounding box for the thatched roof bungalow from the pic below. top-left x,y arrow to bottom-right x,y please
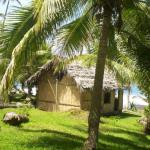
26,61 -> 123,114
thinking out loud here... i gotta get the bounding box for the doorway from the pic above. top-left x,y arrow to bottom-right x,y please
114,98 -> 119,111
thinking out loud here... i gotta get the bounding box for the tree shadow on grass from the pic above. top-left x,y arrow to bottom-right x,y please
20,128 -> 84,150
26,135 -> 83,150
18,112 -> 147,150
98,132 -> 150,150
20,125 -> 150,150
57,123 -> 150,150
104,127 -> 149,141
20,128 -> 84,140
111,112 -> 141,119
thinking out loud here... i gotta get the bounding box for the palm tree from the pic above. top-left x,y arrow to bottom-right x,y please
116,8 -> 150,132
15,44 -> 52,90
122,31 -> 150,133
0,0 -> 149,149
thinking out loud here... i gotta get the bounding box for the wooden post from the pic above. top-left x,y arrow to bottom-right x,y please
55,79 -> 58,111
127,86 -> 131,109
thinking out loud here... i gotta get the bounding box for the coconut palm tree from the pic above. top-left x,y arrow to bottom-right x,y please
121,29 -> 150,134
0,0 -> 150,149
115,6 -> 150,132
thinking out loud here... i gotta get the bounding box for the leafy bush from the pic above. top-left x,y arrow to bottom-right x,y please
144,105 -> 150,117
129,102 -> 137,111
144,105 -> 150,134
9,90 -> 27,102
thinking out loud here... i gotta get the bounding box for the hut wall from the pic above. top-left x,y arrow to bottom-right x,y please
57,76 -> 81,111
37,73 -> 57,111
80,90 -> 116,114
102,90 -> 115,114
80,89 -> 92,110
37,73 -> 122,113
0,99 -> 3,105
37,74 -> 81,111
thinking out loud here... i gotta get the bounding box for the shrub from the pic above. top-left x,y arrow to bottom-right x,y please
144,105 -> 150,134
144,105 -> 150,117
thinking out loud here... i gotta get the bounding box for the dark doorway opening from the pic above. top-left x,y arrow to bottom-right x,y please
114,98 -> 119,111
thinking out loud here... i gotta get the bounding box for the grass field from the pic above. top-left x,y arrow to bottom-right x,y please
0,108 -> 150,150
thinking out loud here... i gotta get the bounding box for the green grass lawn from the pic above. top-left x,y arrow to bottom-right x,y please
0,108 -> 150,150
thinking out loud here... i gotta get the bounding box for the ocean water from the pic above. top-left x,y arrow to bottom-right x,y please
123,85 -> 148,109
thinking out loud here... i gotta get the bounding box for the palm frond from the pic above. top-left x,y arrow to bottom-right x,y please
0,0 -> 89,100
54,8 -> 93,56
0,57 -> 10,79
34,0 -> 87,31
106,58 -> 135,86
0,6 -> 36,57
0,26 -> 35,100
118,30 -> 150,97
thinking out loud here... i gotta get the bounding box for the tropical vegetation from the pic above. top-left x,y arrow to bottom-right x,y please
0,0 -> 150,149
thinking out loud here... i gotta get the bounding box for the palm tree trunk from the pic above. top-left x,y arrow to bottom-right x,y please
83,5 -> 112,150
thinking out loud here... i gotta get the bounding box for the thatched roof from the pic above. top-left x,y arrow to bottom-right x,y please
26,60 -> 58,86
26,61 -> 118,90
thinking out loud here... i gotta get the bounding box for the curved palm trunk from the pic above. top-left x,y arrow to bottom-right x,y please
83,6 -> 112,150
